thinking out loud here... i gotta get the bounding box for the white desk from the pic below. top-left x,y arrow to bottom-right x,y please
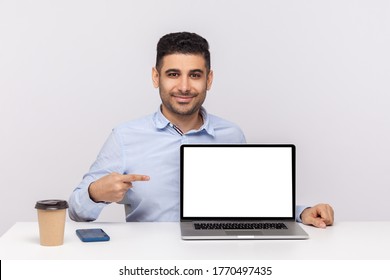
1,221 -> 390,260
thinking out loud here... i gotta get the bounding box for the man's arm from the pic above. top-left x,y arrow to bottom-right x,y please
68,129 -> 125,222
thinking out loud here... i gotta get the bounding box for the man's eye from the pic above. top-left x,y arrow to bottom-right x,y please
168,73 -> 179,77
190,73 -> 201,78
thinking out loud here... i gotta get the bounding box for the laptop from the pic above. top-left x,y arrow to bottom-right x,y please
180,144 -> 309,240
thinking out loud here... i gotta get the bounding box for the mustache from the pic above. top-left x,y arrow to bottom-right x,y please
171,92 -> 198,97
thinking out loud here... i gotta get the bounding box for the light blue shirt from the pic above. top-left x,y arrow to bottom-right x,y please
69,107 -> 306,222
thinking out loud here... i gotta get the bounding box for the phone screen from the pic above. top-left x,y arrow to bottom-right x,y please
76,228 -> 110,242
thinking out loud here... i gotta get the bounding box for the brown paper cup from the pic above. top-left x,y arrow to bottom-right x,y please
35,200 -> 69,246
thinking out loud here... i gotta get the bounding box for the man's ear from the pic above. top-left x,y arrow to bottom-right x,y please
152,67 -> 160,88
206,70 -> 214,91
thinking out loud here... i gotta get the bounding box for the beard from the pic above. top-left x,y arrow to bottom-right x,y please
160,90 -> 207,117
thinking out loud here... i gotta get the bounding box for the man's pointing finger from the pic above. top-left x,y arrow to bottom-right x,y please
122,174 -> 150,183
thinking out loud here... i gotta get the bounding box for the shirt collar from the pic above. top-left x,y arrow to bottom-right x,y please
153,105 -> 215,137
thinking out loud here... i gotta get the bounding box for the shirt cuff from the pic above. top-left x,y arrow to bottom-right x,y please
296,205 -> 308,223
69,179 -> 109,222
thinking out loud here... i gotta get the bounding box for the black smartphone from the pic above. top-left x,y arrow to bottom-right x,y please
76,228 -> 110,242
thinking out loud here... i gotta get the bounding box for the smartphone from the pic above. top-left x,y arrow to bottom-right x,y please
76,228 -> 110,242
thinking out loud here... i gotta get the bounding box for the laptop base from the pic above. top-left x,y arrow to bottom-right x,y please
181,221 -> 309,240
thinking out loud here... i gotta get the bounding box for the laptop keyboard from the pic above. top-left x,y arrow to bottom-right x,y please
194,222 -> 288,230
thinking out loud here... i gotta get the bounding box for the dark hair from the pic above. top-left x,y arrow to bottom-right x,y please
156,32 -> 210,71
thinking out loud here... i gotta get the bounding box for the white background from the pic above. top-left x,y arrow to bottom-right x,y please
0,0 -> 389,236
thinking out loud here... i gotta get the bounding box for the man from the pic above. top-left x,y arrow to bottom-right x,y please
69,32 -> 334,228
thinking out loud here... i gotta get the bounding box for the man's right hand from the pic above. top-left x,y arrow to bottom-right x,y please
88,172 -> 150,203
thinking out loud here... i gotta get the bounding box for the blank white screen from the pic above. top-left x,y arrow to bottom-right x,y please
183,146 -> 294,218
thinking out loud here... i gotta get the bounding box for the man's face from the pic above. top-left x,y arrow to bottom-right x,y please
152,53 -> 213,120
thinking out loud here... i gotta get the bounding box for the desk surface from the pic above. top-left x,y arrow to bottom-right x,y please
1,221 -> 389,260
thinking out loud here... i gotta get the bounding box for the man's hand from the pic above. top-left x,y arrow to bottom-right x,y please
88,172 -> 150,203
300,203 -> 334,228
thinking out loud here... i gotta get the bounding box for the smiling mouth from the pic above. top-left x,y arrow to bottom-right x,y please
173,95 -> 196,103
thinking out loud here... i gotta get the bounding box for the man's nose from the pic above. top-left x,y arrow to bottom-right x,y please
178,76 -> 190,93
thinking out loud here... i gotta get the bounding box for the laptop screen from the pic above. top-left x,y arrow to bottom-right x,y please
180,144 -> 295,220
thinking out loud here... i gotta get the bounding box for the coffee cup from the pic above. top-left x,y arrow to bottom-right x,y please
35,199 -> 69,246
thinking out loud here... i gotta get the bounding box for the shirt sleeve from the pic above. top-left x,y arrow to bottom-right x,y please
68,129 -> 124,222
295,205 -> 308,223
